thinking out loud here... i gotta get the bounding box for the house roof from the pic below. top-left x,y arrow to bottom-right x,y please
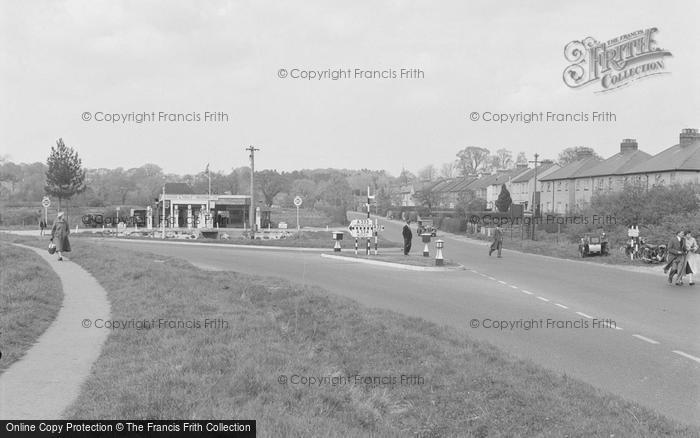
539,157 -> 602,181
468,173 -> 500,190
164,182 -> 193,194
487,168 -> 531,186
576,149 -> 652,178
511,163 -> 558,183
620,140 -> 700,175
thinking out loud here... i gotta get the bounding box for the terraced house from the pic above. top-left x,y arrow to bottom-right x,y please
539,128 -> 700,214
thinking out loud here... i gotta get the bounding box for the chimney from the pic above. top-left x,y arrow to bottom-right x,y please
620,138 -> 638,153
680,128 -> 700,147
575,148 -> 594,160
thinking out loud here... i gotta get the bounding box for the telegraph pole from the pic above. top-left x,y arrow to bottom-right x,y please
246,146 -> 260,233
528,153 -> 539,240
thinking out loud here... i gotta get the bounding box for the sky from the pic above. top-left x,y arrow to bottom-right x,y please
1,0 -> 698,176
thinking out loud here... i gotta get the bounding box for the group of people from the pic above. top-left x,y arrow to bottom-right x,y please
664,230 -> 698,286
40,212 -> 71,261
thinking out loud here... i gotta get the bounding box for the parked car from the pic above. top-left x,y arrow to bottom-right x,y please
416,219 -> 437,237
578,233 -> 609,258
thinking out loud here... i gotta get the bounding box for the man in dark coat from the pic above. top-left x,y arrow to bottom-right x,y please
489,225 -> 503,258
664,230 -> 685,285
51,212 -> 71,261
402,220 -> 413,255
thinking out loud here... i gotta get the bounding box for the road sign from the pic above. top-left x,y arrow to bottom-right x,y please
348,218 -> 376,238
293,196 -> 302,207
41,197 -> 50,208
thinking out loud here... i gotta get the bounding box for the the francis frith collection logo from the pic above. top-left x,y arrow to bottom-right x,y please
563,28 -> 672,92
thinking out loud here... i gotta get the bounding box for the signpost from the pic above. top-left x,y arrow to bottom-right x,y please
294,196 -> 302,230
41,196 -> 50,225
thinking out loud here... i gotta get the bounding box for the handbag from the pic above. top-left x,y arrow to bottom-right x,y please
48,241 -> 56,255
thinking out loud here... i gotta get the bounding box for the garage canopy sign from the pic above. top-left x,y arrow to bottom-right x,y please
563,27 -> 672,93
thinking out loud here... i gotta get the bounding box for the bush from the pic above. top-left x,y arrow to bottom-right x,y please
441,217 -> 464,233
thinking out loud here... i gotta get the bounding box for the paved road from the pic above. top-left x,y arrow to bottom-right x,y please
97,218 -> 700,426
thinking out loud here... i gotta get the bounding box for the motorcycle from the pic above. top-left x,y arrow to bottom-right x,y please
640,243 -> 667,264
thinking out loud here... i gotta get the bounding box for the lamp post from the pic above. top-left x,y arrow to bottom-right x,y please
161,185 -> 166,239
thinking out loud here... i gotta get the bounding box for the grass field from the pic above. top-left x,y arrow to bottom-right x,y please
0,241 -> 63,372
3,234 -> 698,436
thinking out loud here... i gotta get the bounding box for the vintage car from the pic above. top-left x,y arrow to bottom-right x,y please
416,219 -> 437,237
578,233 -> 609,257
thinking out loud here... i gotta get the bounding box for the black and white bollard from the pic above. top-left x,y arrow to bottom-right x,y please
421,233 -> 432,257
355,237 -> 358,255
332,231 -> 343,252
435,239 -> 444,266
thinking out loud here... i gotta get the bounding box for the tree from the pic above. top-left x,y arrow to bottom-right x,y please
495,183 -> 512,212
255,169 -> 287,206
456,146 -> 490,176
491,148 -> 514,171
558,147 -> 602,166
440,161 -> 458,178
45,138 -> 87,210
417,164 -> 437,181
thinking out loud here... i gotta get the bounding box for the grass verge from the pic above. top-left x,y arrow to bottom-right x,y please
72,230 -> 401,249
5,234 -> 699,437
0,241 -> 63,372
325,251 -> 460,268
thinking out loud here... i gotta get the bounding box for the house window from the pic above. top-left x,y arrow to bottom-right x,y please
583,180 -> 589,191
557,181 -> 561,191
608,177 -> 613,190
576,180 -> 580,191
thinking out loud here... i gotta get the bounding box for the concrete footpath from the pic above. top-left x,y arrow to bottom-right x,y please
0,244 -> 111,419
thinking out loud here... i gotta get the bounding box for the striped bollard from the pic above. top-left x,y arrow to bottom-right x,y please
435,239 -> 444,266
421,233 -> 432,257
332,231 -> 343,252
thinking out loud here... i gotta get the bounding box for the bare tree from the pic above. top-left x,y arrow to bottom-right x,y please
456,146 -> 490,176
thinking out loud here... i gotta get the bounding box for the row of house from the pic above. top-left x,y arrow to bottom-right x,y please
399,127 -> 700,213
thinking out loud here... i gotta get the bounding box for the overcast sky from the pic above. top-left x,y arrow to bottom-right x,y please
1,0 -> 698,176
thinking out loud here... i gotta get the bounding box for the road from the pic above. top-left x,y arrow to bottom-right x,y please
93,217 -> 699,426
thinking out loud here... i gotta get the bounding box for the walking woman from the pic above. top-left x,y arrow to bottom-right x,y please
678,230 -> 699,286
50,212 -> 71,261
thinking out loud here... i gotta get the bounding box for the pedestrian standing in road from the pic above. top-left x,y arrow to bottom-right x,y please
50,212 -> 71,261
402,220 -> 413,255
678,230 -> 698,286
664,230 -> 685,285
39,218 -> 46,237
489,225 -> 503,258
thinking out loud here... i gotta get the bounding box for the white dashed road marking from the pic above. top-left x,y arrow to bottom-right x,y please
632,334 -> 660,345
672,350 -> 700,364
471,269 -> 700,363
